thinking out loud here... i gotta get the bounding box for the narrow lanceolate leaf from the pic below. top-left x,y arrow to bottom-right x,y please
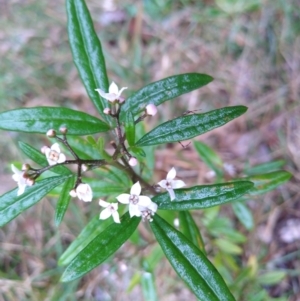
55,176 -> 76,226
0,107 -> 109,135
151,214 -> 236,301
124,111 -> 135,146
120,73 -> 213,118
136,106 -> 247,146
231,202 -> 254,230
179,211 -> 206,255
152,181 -> 253,210
67,0 -> 110,123
247,171 -> 291,196
59,215 -> 112,266
19,141 -> 72,176
0,175 -> 70,227
193,141 -> 223,177
61,213 -> 140,282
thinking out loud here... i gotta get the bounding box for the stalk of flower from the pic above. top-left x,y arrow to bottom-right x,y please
157,167 -> 186,201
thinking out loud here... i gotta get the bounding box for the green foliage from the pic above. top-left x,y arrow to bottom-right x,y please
0,107 -> 109,135
152,181 -> 253,210
136,106 -> 247,146
0,175 -> 70,227
60,213 -> 140,282
66,0 -> 110,123
151,214 -> 236,301
120,73 -> 213,118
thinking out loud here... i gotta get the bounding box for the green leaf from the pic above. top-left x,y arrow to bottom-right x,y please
152,181 -> 253,210
19,141 -> 72,175
121,73 -> 213,118
244,160 -> 285,176
0,175 -> 70,227
129,146 -> 146,158
0,107 -> 109,135
124,111 -> 135,146
66,0 -> 111,123
141,272 -> 158,301
214,238 -> 242,255
88,180 -> 128,198
179,211 -> 206,254
150,214 -> 236,301
231,201 -> 253,230
257,271 -> 286,285
193,141 -> 223,177
61,213 -> 140,282
55,176 -> 76,226
136,106 -> 247,146
247,171 -> 291,195
59,215 -> 112,266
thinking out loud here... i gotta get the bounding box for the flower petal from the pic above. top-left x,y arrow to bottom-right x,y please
157,179 -> 167,189
138,195 -> 152,207
99,199 -> 109,207
47,158 -> 57,166
57,153 -> 66,164
130,181 -> 141,196
129,203 -> 142,217
11,164 -> 20,175
95,89 -> 116,101
116,193 -> 130,204
51,143 -> 61,153
172,180 -> 186,189
100,207 -> 112,220
109,81 -> 119,94
167,188 -> 176,201
166,167 -> 176,181
117,86 -> 127,97
147,201 -> 158,213
112,211 -> 120,223
17,184 -> 26,196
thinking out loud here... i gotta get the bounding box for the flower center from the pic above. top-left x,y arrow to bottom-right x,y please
166,181 -> 172,189
129,194 -> 139,205
49,150 -> 59,161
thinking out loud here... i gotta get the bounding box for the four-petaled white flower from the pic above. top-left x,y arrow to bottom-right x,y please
157,167 -> 186,201
99,200 -> 120,223
11,164 -> 30,196
95,82 -> 127,102
116,181 -> 154,217
76,183 -> 93,202
45,143 -> 66,166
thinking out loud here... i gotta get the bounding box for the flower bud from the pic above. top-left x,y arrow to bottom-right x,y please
22,164 -> 30,171
82,164 -> 88,172
128,157 -> 138,167
47,129 -> 56,137
103,108 -> 111,115
59,127 -> 68,134
41,145 -> 49,154
69,189 -> 77,198
145,104 -> 157,116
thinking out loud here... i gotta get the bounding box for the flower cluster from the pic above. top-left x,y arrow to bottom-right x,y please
98,167 -> 186,224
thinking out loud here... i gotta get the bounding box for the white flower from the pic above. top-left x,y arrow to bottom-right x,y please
45,143 -> 66,166
95,82 -> 127,102
11,164 -> 29,196
157,167 -> 186,201
99,200 -> 120,223
116,181 -> 154,218
76,183 -> 93,202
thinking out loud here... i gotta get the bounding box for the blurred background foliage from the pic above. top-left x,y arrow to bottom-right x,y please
0,0 -> 299,300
